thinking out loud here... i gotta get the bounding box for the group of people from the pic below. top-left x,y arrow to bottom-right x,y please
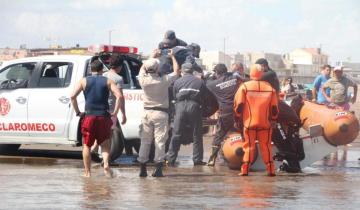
71,30 -> 357,178
137,40 -> 287,177
312,64 -> 357,111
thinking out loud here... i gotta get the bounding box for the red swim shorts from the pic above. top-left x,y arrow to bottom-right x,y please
81,116 -> 113,147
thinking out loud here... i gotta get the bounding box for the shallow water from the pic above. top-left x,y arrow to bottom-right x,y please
1,143 -> 360,210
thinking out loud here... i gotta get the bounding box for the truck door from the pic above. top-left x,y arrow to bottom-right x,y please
27,62 -> 74,139
0,62 -> 36,137
119,57 -> 144,139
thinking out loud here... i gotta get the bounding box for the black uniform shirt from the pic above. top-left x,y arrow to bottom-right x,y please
173,74 -> 206,104
261,69 -> 280,93
207,72 -> 241,114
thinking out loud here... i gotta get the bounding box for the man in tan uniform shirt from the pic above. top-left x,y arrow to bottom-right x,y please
137,49 -> 180,177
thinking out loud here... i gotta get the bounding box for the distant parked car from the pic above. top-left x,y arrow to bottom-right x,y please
283,83 -> 313,101
295,83 -> 313,100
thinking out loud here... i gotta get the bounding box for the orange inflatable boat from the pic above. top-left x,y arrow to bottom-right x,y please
222,100 -> 359,171
222,131 -> 258,170
299,101 -> 359,146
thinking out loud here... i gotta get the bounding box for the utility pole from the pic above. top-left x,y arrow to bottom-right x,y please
108,29 -> 115,45
223,37 -> 226,63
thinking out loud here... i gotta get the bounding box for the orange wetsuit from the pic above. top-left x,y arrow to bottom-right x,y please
234,77 -> 278,175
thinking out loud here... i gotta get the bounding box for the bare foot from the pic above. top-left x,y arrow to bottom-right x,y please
104,167 -> 114,178
238,172 -> 248,176
82,172 -> 91,178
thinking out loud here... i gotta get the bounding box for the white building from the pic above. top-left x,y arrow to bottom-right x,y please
0,48 -> 28,61
198,48 -> 331,84
243,52 -> 286,70
286,48 -> 328,65
285,48 -> 328,71
339,61 -> 360,71
230,53 -> 244,65
281,48 -> 329,83
339,61 -> 360,78
200,51 -> 232,71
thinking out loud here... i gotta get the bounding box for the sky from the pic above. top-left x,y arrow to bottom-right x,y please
0,0 -> 360,63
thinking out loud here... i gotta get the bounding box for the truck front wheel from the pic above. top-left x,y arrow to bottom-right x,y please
124,139 -> 140,155
109,127 -> 125,162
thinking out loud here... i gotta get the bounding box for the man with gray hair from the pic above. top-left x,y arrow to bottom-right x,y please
166,61 -> 207,166
137,50 -> 180,177
231,62 -> 249,80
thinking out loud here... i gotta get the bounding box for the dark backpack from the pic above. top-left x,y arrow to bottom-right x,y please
158,46 -> 201,75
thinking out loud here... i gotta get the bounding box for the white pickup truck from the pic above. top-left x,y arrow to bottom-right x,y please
0,45 -> 144,159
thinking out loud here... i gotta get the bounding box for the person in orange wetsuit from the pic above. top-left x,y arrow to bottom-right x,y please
233,64 -> 279,176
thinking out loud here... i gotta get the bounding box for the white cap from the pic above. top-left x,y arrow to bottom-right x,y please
334,66 -> 343,71
143,58 -> 160,72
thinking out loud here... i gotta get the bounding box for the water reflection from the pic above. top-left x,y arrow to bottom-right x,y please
0,157 -> 58,165
0,142 -> 360,209
222,176 -> 275,208
320,146 -> 360,170
323,148 -> 348,167
81,177 -> 114,210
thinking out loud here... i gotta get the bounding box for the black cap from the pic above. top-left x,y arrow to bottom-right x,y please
213,63 -> 227,74
189,43 -> 200,50
164,30 -> 176,40
162,30 -> 177,48
181,62 -> 194,74
188,43 -> 201,58
255,58 -> 268,66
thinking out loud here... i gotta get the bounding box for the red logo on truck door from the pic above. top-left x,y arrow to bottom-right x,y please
0,98 -> 10,116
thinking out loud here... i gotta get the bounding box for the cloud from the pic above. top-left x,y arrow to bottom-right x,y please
0,0 -> 359,62
154,0 -> 360,62
68,0 -> 125,10
11,11 -> 99,47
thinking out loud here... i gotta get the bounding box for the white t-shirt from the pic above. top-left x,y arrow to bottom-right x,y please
103,71 -> 124,112
281,84 -> 295,94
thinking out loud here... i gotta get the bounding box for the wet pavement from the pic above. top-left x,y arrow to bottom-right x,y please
1,138 -> 360,210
